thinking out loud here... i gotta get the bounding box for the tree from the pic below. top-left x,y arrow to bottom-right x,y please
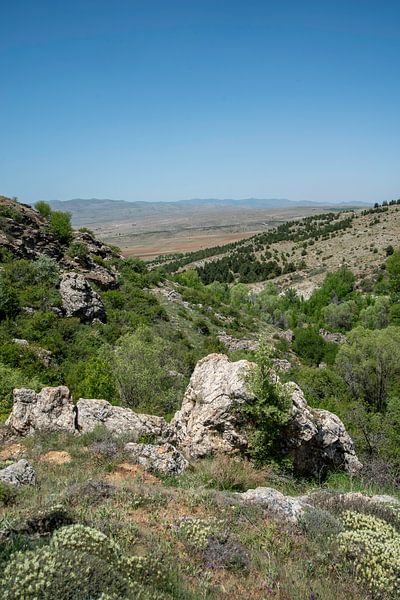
335,326 -> 400,412
240,342 -> 291,464
386,250 -> 400,297
359,297 -> 390,330
49,210 -> 73,244
322,299 -> 357,331
0,276 -> 19,321
34,201 -> 52,220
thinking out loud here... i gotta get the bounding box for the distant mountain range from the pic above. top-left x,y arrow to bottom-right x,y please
48,197 -> 371,225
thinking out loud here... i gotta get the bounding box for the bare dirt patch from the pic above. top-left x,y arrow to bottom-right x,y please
0,443 -> 25,460
39,450 -> 72,465
105,462 -> 160,485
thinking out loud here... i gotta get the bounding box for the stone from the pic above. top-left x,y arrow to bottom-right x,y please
217,333 -> 259,352
124,442 -> 189,475
319,328 -> 347,344
237,487 -> 311,524
170,353 -> 361,477
170,354 -> 253,459
6,387 -> 76,436
0,459 -> 36,486
59,272 -> 106,323
76,398 -> 167,439
272,358 -> 292,372
12,339 -> 53,367
283,382 -> 362,477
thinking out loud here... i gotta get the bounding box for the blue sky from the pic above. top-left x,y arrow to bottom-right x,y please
0,1 -> 399,204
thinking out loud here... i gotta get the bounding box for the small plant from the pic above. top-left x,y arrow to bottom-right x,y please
66,241 -> 88,259
337,510 -> 400,597
34,201 -> 52,219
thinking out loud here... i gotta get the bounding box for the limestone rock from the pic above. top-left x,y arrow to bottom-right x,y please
59,272 -> 106,323
124,442 -> 189,475
319,328 -> 347,344
0,459 -> 36,486
12,338 -> 53,367
284,382 -> 362,476
237,487 -> 310,524
170,354 -> 253,459
6,387 -> 76,436
218,333 -> 259,352
76,398 -> 167,439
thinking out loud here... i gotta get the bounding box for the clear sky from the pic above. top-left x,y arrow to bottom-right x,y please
0,0 -> 399,204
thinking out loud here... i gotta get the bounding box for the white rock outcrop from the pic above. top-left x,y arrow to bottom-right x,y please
6,387 -> 76,435
0,459 -> 37,486
76,398 -> 167,439
59,272 -> 106,323
237,487 -> 311,524
170,354 -> 253,459
124,442 -> 189,475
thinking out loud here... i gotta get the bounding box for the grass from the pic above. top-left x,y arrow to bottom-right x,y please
2,430 -> 396,599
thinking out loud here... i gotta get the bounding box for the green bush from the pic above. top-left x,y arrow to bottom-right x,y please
49,210 -> 73,244
240,342 -> 291,465
34,200 -> 52,219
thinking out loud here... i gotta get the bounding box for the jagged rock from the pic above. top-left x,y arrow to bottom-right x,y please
276,329 -> 294,343
76,398 -> 167,439
319,328 -> 347,344
124,442 -> 189,475
237,487 -> 311,524
170,354 -> 253,458
284,382 -> 362,476
272,358 -> 292,372
59,272 -> 106,323
170,353 -> 361,477
218,333 -> 259,352
0,460 -> 36,486
6,387 -> 76,436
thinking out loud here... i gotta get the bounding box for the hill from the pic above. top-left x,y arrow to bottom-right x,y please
0,196 -> 400,600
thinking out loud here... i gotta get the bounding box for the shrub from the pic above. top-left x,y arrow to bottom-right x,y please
337,510 -> 400,597
34,201 -> 51,219
66,242 -> 88,259
240,342 -> 291,464
49,210 -> 73,244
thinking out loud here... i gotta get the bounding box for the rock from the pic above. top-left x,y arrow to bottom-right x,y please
59,272 -> 106,323
170,354 -> 253,459
170,353 -> 361,477
319,328 -> 347,344
370,494 -> 400,505
6,387 -> 76,436
124,442 -> 189,475
284,383 -> 362,477
272,358 -> 292,372
276,329 -> 294,343
0,459 -> 36,486
218,333 -> 259,352
237,487 -> 311,524
76,398 -> 167,439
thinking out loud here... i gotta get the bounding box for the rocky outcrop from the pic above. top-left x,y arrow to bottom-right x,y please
319,328 -> 347,344
124,442 -> 189,475
170,354 -> 253,459
12,339 -> 53,367
76,398 -> 167,439
218,333 -> 259,352
59,272 -> 106,323
237,487 -> 311,524
170,353 -> 361,476
0,460 -> 37,486
283,383 -> 362,476
6,387 -> 76,436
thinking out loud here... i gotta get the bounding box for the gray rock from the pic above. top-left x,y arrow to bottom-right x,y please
6,387 -> 76,436
170,353 -> 253,459
0,459 -> 36,486
170,353 -> 361,477
237,487 -> 311,524
12,339 -> 53,367
124,442 -> 189,475
218,333 -> 259,352
59,272 -> 106,323
319,328 -> 347,344
272,358 -> 292,372
76,398 -> 167,439
284,382 -> 362,476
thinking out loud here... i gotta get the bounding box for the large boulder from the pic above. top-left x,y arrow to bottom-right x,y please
124,442 -> 189,475
170,354 -> 253,459
283,383 -> 362,476
59,272 -> 106,323
0,460 -> 36,486
76,398 -> 167,440
170,353 -> 361,477
6,387 -> 76,436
